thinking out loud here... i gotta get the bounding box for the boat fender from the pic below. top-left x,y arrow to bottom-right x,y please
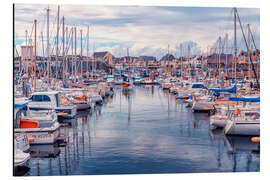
251,137 -> 260,143
236,108 -> 241,116
28,137 -> 35,143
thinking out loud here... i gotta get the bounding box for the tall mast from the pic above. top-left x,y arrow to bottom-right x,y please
71,27 -> 74,77
218,36 -> 221,78
34,19 -> 37,92
56,5 -> 60,79
180,43 -> 183,79
248,24 -> 251,81
41,32 -> 44,57
87,26 -> 89,77
47,7 -> 50,79
75,27 -> 77,77
62,16 -> 65,81
225,33 -> 228,77
234,7 -> 237,83
41,31 -> 45,77
188,44 -> 190,78
23,30 -> 28,74
167,44 -> 169,66
65,27 -> 68,76
80,29 -> 83,75
25,30 -> 28,46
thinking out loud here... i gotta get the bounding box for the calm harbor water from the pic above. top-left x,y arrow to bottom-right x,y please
20,85 -> 260,176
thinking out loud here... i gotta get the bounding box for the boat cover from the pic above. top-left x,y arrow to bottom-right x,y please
192,84 -> 208,89
209,85 -> 237,94
229,97 -> 260,102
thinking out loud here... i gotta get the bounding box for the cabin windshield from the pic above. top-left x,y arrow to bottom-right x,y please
30,95 -> 51,102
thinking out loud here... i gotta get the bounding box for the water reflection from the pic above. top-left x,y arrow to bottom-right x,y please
209,129 -> 260,172
14,165 -> 30,176
26,85 -> 259,175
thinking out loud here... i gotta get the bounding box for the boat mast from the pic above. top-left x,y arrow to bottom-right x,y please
75,27 -> 77,78
80,29 -> 83,76
188,44 -> 190,79
41,31 -> 44,58
225,33 -> 228,78
233,7 -> 237,83
65,27 -> 68,78
25,30 -> 28,46
47,7 -> 50,80
56,5 -> 60,79
218,36 -> 221,78
180,43 -> 183,79
33,19 -> 37,92
87,25 -> 89,78
248,24 -> 251,82
62,16 -> 65,81
71,27 -> 74,77
167,44 -> 169,67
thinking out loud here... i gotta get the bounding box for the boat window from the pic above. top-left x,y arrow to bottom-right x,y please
39,121 -> 54,128
43,95 -> 51,102
32,95 -> 43,102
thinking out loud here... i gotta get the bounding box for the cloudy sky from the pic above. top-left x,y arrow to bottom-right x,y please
14,4 -> 260,59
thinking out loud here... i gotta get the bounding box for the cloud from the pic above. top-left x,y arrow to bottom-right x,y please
14,4 -> 260,58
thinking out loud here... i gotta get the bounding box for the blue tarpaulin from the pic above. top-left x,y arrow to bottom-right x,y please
209,85 -> 237,94
192,84 -> 208,89
63,84 -> 69,88
229,97 -> 260,102
83,80 -> 97,84
14,104 -> 27,109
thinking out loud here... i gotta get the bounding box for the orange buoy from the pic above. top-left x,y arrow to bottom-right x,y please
251,137 -> 260,143
82,94 -> 87,101
28,137 -> 35,143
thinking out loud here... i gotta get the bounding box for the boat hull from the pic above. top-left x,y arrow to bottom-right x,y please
14,123 -> 60,145
224,120 -> 260,136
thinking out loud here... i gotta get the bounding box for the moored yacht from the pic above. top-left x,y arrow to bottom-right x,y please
14,109 -> 60,145
27,91 -> 77,119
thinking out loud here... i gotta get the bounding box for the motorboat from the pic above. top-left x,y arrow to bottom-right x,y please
14,109 -> 61,145
27,91 -> 77,119
224,110 -> 260,136
133,76 -> 142,85
14,140 -> 30,167
14,134 -> 30,152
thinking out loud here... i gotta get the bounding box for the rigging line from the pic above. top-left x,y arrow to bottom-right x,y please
250,28 -> 258,50
27,22 -> 35,45
65,27 -> 73,55
14,45 -> 20,57
235,8 -> 260,88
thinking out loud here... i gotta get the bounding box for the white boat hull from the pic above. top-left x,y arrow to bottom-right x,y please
224,120 -> 260,136
14,122 -> 60,145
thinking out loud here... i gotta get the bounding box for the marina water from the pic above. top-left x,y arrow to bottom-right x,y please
20,85 -> 259,175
